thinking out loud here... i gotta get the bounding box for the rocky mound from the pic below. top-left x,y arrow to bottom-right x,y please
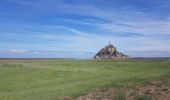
94,42 -> 128,59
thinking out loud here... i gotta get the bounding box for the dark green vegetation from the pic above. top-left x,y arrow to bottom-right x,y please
0,59 -> 169,100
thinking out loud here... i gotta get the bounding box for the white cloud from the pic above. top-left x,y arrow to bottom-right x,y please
100,19 -> 170,35
5,49 -> 29,54
5,0 -> 170,36
126,50 -> 170,57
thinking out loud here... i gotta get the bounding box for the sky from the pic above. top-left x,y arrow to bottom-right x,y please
0,0 -> 170,58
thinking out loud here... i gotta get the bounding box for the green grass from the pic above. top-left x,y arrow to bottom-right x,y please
113,92 -> 126,100
0,59 -> 169,100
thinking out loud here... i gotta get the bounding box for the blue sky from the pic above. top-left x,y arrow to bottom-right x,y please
0,0 -> 170,58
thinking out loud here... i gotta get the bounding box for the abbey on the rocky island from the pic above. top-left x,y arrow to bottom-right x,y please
94,41 -> 129,59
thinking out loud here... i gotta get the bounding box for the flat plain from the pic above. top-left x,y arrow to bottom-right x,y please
0,59 -> 169,100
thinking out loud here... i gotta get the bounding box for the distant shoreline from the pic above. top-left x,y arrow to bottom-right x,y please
0,58 -> 78,60
0,57 -> 170,60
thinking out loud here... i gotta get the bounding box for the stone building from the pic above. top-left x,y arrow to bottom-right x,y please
94,42 -> 129,59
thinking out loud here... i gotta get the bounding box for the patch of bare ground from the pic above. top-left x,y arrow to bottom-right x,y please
58,96 -> 73,100
76,88 -> 118,100
58,80 -> 170,100
135,80 -> 170,100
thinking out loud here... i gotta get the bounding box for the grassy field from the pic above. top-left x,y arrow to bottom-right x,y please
0,59 -> 170,100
